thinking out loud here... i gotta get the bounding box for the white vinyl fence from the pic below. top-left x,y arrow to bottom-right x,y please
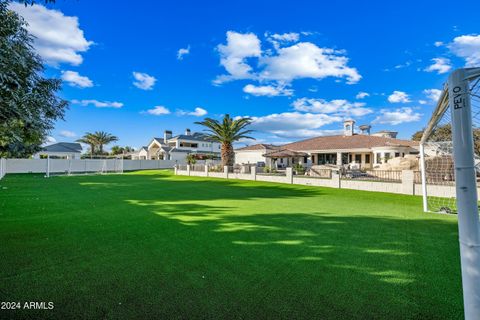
2,159 -> 185,175
0,158 -> 6,180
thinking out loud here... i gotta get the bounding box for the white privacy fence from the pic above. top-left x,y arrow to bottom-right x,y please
2,159 -> 184,175
0,158 -> 6,180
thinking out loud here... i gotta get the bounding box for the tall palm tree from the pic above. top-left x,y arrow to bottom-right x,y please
76,132 -> 97,158
91,131 -> 119,154
195,114 -> 254,166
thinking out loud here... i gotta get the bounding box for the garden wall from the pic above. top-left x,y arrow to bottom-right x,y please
175,164 -> 473,198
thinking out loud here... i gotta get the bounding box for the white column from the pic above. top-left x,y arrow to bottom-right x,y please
401,170 -> 414,195
286,167 -> 293,184
336,152 -> 342,166
187,164 -> 191,176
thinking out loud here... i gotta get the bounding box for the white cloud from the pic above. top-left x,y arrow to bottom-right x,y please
292,98 -> 372,117
373,107 -> 421,125
44,136 -> 56,145
260,42 -> 361,84
356,91 -> 369,99
243,84 -> 293,97
214,31 -> 361,85
424,58 -> 452,74
268,32 -> 300,43
72,99 -> 123,108
449,34 -> 480,67
61,71 -> 93,88
177,46 -> 190,60
10,3 -> 93,66
387,91 -> 411,103
419,100 -> 428,105
246,112 -> 342,139
214,31 -> 262,84
434,41 -> 444,47
145,106 -> 171,116
59,130 -> 76,138
423,89 -> 442,103
177,107 -> 208,117
132,72 -> 156,90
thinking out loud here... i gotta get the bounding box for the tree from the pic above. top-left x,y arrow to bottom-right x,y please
0,1 -> 68,158
412,124 -> 480,155
195,114 -> 254,166
90,131 -> 118,154
76,133 -> 97,158
110,146 -> 134,155
186,154 -> 197,165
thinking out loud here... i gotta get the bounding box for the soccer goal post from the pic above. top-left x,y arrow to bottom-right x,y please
420,68 -> 480,320
45,157 -> 124,177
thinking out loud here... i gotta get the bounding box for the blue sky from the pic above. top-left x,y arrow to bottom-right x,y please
10,0 -> 480,149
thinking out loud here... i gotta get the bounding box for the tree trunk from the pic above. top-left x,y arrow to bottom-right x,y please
221,142 -> 234,167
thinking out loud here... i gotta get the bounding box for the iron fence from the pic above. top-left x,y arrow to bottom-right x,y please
341,170 -> 402,183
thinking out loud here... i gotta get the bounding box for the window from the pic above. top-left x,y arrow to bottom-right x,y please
355,154 -> 361,163
395,152 -> 400,157
304,156 -> 308,163
280,158 -> 284,164
365,154 -> 370,163
376,153 -> 381,164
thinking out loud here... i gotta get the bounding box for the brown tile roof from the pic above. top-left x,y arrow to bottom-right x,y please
235,144 -> 280,151
282,134 -> 418,151
264,149 -> 308,158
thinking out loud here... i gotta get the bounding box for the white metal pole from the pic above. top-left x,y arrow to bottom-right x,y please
449,68 -> 480,320
46,155 -> 50,178
420,143 -> 428,212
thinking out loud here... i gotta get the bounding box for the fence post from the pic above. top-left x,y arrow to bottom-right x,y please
224,166 -> 229,179
251,165 -> 256,181
401,170 -> 415,195
174,165 -> 178,175
332,170 -> 341,188
286,167 -> 293,184
205,164 -> 209,177
187,164 -> 191,176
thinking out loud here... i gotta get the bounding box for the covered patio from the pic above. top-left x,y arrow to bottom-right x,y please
264,149 -> 309,169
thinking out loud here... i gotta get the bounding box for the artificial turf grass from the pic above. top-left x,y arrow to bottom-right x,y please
0,170 -> 463,319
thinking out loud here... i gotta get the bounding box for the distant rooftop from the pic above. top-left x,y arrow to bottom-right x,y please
42,142 -> 82,153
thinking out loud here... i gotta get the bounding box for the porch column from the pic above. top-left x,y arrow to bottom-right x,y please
336,152 -> 342,166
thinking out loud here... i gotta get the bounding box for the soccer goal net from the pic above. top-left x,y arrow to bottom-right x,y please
420,68 -> 480,320
46,157 -> 124,177
420,69 -> 480,213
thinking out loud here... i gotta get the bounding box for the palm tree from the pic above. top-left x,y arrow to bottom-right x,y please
91,131 -> 119,154
195,114 -> 254,166
76,132 -> 97,158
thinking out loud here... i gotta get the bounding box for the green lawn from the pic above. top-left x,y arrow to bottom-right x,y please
0,170 -> 463,319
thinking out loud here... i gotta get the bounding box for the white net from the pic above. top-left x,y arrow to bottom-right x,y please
421,71 -> 480,213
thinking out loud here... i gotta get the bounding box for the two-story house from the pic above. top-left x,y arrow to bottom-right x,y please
144,129 -> 221,161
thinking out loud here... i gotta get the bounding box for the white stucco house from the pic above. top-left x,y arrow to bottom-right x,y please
33,142 -> 83,159
143,129 -> 221,161
234,144 -> 280,165
235,120 -> 419,169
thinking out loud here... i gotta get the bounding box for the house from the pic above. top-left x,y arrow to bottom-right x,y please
234,144 -> 280,165
33,142 -> 82,159
145,129 -> 221,161
235,120 -> 419,169
129,146 -> 148,160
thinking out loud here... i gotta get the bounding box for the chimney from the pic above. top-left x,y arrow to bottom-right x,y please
343,120 -> 355,136
185,128 -> 191,136
164,130 -> 172,143
359,124 -> 371,135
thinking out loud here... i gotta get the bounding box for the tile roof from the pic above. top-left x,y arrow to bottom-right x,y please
235,144 -> 280,151
264,149 -> 308,157
282,134 -> 418,151
42,142 -> 82,153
